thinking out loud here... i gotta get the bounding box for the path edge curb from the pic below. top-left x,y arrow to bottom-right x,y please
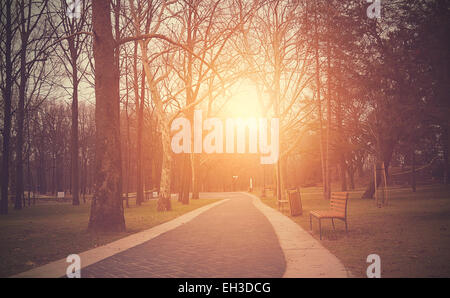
244,192 -> 350,278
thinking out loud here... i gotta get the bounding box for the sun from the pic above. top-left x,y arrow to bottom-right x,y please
223,81 -> 263,118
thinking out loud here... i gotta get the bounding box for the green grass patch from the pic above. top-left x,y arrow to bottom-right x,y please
0,198 -> 220,277
260,184 -> 450,277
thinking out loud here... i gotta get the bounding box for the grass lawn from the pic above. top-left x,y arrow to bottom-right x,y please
260,184 -> 450,277
0,198 -> 220,277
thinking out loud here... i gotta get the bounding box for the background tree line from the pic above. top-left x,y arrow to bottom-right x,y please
0,0 -> 448,232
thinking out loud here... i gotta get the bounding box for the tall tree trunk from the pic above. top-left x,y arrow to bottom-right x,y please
136,36 -> 172,211
1,0 -> 13,214
82,153 -> 87,203
314,0 -> 327,199
339,157 -> 348,191
179,10 -> 195,205
177,155 -> 184,202
191,155 -> 200,199
411,146 -> 416,192
157,119 -> 173,211
361,140 -> 395,199
15,16 -> 28,210
26,116 -> 32,206
136,70 -> 145,206
88,0 -> 125,232
38,148 -> 46,194
146,118 -> 154,193
274,33 -> 283,202
325,36 -> 332,198
179,155 -> 191,204
52,153 -> 56,195
280,155 -> 288,191
178,159 -> 185,202
336,65 -> 347,192
124,57 -> 131,208
347,162 -> 355,190
70,39 -> 80,206
443,123 -> 449,184
149,82 -> 172,211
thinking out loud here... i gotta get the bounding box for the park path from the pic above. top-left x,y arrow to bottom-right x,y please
81,193 -> 286,278
14,192 -> 348,278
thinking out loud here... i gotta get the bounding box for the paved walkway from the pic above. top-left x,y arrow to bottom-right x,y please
14,192 -> 348,278
81,193 -> 285,277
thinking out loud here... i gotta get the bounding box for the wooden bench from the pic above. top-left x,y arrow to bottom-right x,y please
309,192 -> 349,240
144,189 -> 158,200
122,188 -> 158,204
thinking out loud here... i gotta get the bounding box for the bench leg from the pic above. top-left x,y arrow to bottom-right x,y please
345,220 -> 348,233
319,219 -> 322,240
332,218 -> 335,230
310,214 -> 312,231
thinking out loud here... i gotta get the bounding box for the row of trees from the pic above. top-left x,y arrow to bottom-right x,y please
1,0 -> 448,232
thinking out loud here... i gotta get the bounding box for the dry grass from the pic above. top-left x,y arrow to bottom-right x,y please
260,184 -> 450,277
0,198 -> 220,277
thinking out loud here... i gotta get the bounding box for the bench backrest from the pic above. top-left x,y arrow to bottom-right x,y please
330,192 -> 349,218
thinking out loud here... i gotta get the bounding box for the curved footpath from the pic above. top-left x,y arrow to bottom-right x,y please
13,192 -> 348,278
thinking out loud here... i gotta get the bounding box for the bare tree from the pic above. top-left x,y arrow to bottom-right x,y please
88,0 -> 125,232
50,0 -> 91,205
238,0 -> 315,200
0,0 -> 16,214
15,0 -> 55,209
